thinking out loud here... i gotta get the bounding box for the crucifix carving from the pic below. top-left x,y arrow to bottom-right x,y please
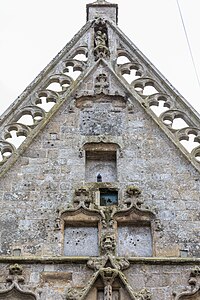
95,73 -> 109,94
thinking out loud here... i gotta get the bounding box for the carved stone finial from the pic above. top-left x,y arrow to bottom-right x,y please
73,187 -> 93,209
9,263 -> 23,276
126,185 -> 142,197
7,264 -> 24,285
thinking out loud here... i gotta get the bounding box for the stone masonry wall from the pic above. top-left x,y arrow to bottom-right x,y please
0,261 -> 198,300
0,92 -> 199,258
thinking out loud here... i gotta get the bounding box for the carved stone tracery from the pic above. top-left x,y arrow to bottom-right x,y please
0,45 -> 87,168
116,47 -> 200,167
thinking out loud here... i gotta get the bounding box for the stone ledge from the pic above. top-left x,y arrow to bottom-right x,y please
0,256 -> 199,265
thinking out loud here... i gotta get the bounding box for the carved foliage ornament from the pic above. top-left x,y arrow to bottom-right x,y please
66,264 -> 151,300
0,264 -> 37,300
61,184 -> 156,257
173,267 -> 200,299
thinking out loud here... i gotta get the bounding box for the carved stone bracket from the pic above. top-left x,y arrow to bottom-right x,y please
87,255 -> 130,271
173,267 -> 200,299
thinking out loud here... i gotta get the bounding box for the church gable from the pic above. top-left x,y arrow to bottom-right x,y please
0,1 -> 200,300
0,9 -> 200,175
0,59 -> 199,259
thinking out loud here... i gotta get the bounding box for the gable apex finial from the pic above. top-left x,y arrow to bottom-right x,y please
87,0 -> 118,24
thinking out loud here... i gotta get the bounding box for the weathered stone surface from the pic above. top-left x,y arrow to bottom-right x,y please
0,0 -> 200,299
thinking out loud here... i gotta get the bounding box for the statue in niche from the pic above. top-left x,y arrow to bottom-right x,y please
94,18 -> 109,60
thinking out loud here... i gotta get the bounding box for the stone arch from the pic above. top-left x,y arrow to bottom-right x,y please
0,285 -> 36,300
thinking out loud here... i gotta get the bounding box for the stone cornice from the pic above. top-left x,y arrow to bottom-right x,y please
0,256 -> 199,265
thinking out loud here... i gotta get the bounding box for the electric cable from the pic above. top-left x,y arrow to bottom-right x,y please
176,0 -> 200,90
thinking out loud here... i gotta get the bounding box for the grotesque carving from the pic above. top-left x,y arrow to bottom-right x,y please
153,219 -> 164,232
99,268 -> 118,300
101,233 -> 116,255
94,18 -> 109,60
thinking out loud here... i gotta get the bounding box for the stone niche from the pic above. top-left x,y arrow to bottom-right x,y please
117,224 -> 153,257
64,225 -> 99,256
84,143 -> 118,183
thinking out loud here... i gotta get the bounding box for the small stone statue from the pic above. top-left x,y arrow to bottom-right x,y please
94,19 -> 109,60
95,30 -> 107,47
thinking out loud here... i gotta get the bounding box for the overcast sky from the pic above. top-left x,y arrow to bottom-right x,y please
0,0 -> 200,115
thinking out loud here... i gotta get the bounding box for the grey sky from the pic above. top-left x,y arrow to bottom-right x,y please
0,0 -> 200,114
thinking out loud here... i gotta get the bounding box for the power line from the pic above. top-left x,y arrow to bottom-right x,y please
176,0 -> 200,90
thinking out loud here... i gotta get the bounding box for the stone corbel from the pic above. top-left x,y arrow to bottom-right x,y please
87,255 -> 130,272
